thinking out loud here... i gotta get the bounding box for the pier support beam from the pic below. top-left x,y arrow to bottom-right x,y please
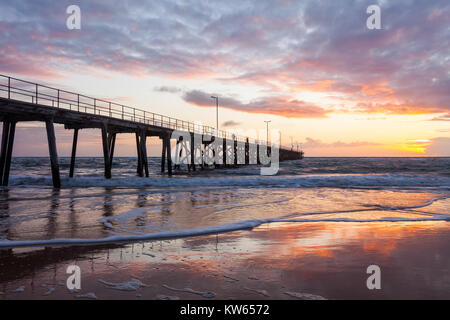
45,120 -> 61,188
245,138 -> 249,165
69,128 -> 78,178
234,140 -> 238,166
257,144 -> 260,165
0,121 -> 11,185
0,121 -> 16,186
161,136 -> 166,173
160,134 -> 172,176
222,139 -> 227,166
166,134 -> 172,176
108,132 -> 116,168
190,133 -> 196,172
136,132 -> 143,177
101,125 -> 112,179
139,131 -> 149,177
174,137 -> 182,171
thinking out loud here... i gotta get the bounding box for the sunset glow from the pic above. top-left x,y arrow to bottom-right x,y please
0,0 -> 448,157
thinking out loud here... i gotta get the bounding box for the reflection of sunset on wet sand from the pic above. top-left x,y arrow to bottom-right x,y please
1,220 -> 450,299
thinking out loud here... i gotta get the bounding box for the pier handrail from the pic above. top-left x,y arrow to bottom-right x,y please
0,74 -> 273,146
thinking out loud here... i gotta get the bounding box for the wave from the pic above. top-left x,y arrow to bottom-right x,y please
1,215 -> 449,249
5,173 -> 450,190
1,196 -> 448,249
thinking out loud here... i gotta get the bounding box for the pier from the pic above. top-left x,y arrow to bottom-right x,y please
0,75 -> 303,188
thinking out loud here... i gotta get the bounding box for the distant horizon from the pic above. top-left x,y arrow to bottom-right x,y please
9,155 -> 450,159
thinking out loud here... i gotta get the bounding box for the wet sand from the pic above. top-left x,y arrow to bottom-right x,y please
1,219 -> 450,300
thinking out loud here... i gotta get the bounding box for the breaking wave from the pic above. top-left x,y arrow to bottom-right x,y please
6,173 -> 450,190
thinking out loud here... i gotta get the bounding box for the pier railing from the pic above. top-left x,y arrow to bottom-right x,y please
0,74 -> 270,145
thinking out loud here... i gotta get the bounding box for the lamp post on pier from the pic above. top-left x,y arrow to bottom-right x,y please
264,120 -> 271,146
211,96 -> 219,133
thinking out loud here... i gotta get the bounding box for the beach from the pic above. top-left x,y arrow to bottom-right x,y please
0,157 -> 449,299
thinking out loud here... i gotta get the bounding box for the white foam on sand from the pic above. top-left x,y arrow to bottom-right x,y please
244,287 -> 270,297
284,291 -> 326,300
43,287 -> 55,296
156,294 -> 180,300
75,292 -> 97,299
162,284 -> 216,298
0,219 -> 264,248
99,279 -> 148,291
11,286 -> 25,293
224,275 -> 239,282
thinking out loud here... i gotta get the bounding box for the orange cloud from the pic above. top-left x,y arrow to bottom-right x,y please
183,90 -> 328,119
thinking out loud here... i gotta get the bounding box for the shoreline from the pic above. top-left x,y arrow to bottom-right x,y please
1,220 -> 450,300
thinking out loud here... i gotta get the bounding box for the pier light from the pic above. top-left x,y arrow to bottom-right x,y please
264,120 -> 271,146
211,96 -> 219,133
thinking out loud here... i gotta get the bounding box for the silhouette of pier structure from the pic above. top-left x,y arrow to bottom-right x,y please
0,75 -> 303,188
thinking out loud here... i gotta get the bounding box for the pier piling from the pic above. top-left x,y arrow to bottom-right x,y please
161,136 -> 166,173
108,132 -> 116,168
45,120 -> 61,188
0,121 -> 16,186
136,132 -> 143,177
69,128 -> 78,178
101,125 -> 112,179
0,121 -> 11,185
140,131 -> 149,177
166,134 -> 172,176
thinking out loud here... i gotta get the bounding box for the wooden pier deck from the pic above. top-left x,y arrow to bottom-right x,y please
0,75 -> 303,188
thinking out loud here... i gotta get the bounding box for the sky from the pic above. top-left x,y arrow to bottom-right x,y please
0,0 -> 449,157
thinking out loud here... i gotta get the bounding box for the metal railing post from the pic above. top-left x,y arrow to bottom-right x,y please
94,99 -> 96,114
77,94 -> 80,111
122,105 -> 124,119
57,89 -> 60,108
35,84 -> 38,104
109,102 -> 112,117
8,77 -> 10,99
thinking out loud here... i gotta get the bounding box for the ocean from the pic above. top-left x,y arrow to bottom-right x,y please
1,157 -> 449,246
1,157 -> 450,299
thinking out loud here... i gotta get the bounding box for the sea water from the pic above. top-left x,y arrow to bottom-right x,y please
0,157 -> 449,247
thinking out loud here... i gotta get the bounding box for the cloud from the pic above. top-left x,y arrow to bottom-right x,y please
302,137 -> 380,149
431,113 -> 450,121
0,0 -> 448,118
183,90 -> 328,118
153,86 -> 182,93
355,102 -> 447,115
221,120 -> 241,128
425,137 -> 450,156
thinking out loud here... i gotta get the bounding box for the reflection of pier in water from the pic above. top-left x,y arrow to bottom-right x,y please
0,187 -> 236,249
0,187 -> 243,287
0,232 -> 224,286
